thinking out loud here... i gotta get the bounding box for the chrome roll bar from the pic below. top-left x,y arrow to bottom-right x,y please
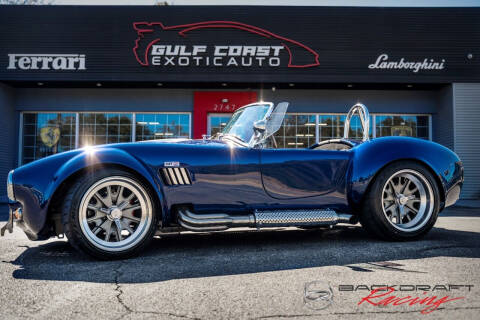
343,103 -> 370,142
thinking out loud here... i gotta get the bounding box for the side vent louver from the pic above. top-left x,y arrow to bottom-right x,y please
161,167 -> 192,185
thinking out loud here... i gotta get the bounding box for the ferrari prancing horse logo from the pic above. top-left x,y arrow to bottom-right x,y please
40,126 -> 61,148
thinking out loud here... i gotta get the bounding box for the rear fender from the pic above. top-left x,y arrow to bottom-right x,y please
349,137 -> 462,210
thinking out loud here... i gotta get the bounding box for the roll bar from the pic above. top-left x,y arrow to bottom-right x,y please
343,103 -> 370,142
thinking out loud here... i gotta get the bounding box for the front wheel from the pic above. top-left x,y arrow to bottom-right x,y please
62,168 -> 158,259
360,161 -> 440,241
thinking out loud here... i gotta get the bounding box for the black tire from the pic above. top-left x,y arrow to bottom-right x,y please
62,168 -> 158,259
360,161 -> 440,241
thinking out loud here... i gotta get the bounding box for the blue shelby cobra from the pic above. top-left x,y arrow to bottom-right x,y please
2,102 -> 463,259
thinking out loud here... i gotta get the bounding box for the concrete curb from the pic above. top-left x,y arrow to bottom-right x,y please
453,200 -> 480,209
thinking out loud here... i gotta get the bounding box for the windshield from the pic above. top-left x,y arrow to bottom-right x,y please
221,103 -> 271,143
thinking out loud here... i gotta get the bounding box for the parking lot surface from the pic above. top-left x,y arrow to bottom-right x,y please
0,205 -> 479,319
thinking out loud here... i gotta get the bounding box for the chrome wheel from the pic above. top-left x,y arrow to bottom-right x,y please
79,176 -> 153,252
381,169 -> 434,232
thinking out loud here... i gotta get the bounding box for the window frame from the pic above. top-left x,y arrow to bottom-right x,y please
77,112 -> 134,147
273,112 -> 319,148
275,112 -> 432,149
373,113 -> 432,141
17,110 -> 430,165
134,112 -> 192,142
207,113 -> 233,137
316,112 -> 375,143
20,111 -> 78,165
18,111 -> 192,165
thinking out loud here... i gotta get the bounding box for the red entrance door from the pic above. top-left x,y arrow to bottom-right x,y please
193,91 -> 258,139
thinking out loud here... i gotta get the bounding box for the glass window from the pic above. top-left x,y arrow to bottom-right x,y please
208,114 -> 232,137
376,115 -> 429,139
318,114 -> 373,142
274,114 -> 316,148
79,113 -> 132,147
135,113 -> 190,141
22,113 -> 76,164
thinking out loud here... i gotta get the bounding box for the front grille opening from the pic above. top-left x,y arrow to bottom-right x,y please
161,167 -> 192,185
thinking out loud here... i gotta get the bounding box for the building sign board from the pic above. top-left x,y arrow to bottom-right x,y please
368,54 -> 445,73
0,6 -> 478,83
133,21 -> 320,69
7,54 -> 86,71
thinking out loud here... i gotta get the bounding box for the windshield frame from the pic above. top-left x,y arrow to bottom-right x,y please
219,102 -> 274,146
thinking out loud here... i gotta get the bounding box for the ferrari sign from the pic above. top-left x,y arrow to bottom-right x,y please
40,126 -> 61,148
7,54 -> 86,71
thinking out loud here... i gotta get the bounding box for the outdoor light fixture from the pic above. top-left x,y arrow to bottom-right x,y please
37,82 -> 43,86
221,83 -> 227,87
96,83 -> 102,87
156,83 -> 163,86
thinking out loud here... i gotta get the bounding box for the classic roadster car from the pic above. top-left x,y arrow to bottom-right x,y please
2,102 -> 463,259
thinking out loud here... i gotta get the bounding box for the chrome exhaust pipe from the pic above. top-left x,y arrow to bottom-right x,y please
178,208 -> 255,231
177,207 -> 353,232
254,209 -> 353,227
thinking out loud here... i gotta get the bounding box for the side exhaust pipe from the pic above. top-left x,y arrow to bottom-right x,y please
177,208 -> 255,231
177,207 -> 354,232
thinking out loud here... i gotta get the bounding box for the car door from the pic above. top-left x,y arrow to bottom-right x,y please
260,148 -> 351,200
165,142 -> 266,213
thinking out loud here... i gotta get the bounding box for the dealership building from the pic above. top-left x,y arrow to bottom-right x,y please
0,5 -> 479,201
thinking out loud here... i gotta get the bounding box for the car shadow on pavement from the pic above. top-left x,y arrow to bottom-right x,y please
8,224 -> 480,284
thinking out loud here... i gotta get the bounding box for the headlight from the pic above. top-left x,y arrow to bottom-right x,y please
7,170 -> 15,201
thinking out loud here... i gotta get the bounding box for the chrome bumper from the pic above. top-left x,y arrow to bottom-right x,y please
1,203 -> 22,236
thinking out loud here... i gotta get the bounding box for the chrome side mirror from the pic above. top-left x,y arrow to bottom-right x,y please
344,103 -> 370,142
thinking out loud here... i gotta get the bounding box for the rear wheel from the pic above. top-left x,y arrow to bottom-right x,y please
360,161 -> 440,240
62,168 -> 158,259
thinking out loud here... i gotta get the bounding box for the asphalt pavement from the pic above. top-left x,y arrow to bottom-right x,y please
0,205 -> 479,320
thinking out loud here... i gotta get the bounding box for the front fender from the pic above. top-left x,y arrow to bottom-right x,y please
13,147 -> 166,239
349,137 -> 462,210
51,147 -> 167,222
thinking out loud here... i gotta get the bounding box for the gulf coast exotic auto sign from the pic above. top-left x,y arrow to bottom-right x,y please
132,21 -> 320,69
